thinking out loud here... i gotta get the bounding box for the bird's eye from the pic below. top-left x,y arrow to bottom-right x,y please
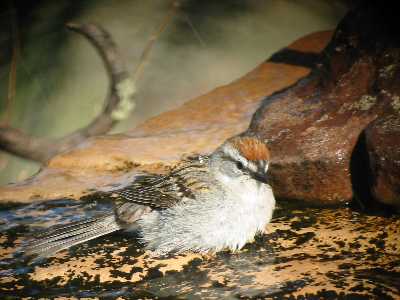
236,161 -> 244,170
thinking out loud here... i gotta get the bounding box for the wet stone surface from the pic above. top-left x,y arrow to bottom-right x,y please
0,200 -> 399,299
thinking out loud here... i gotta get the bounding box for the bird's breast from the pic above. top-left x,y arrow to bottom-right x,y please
138,181 -> 275,254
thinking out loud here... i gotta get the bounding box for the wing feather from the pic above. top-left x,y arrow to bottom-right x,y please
113,156 -> 209,210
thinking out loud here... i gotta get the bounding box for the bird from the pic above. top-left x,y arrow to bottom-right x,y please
24,136 -> 275,258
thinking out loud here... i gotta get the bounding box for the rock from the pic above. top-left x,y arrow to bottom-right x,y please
248,7 -> 400,205
366,115 -> 400,208
0,31 -> 332,204
1,201 -> 399,298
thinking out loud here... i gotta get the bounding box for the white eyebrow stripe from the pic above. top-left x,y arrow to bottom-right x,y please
248,162 -> 258,173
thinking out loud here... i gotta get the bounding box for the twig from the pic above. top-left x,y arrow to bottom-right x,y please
133,0 -> 180,83
0,23 -> 135,163
183,13 -> 206,47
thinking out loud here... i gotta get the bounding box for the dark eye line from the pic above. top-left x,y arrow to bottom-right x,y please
221,155 -> 248,172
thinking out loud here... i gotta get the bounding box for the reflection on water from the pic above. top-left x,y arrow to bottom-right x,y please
0,199 -> 110,232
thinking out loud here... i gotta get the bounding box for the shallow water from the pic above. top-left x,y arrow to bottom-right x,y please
0,199 -> 399,299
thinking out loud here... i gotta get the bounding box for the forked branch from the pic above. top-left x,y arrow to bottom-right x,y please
0,23 -> 135,163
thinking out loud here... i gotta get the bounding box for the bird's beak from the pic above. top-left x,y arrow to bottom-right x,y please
250,171 -> 268,184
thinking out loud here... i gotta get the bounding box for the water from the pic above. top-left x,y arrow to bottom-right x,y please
0,198 -> 399,299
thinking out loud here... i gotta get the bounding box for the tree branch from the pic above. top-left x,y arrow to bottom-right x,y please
0,23 -> 136,163
133,0 -> 179,83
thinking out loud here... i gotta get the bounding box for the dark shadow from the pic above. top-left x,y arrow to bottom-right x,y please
349,130 -> 393,216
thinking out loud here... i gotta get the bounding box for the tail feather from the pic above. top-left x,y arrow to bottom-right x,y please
31,215 -> 113,246
25,213 -> 121,258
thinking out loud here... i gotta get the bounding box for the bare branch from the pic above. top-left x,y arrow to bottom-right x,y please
0,127 -> 57,162
0,23 -> 135,163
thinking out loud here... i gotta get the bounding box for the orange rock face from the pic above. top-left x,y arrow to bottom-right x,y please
0,31 -> 332,204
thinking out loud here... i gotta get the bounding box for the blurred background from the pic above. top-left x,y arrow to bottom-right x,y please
0,0 -> 347,185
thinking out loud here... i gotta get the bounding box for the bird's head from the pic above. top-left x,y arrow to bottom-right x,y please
211,136 -> 271,185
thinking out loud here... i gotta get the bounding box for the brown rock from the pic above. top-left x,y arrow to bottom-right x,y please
248,7 -> 400,205
0,31 -> 332,204
366,115 -> 400,207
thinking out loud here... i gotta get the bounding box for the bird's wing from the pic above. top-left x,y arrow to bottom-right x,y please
114,174 -> 186,209
113,157 -> 210,210
113,158 -> 208,209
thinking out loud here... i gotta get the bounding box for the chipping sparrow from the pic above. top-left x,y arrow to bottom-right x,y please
25,136 -> 275,258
